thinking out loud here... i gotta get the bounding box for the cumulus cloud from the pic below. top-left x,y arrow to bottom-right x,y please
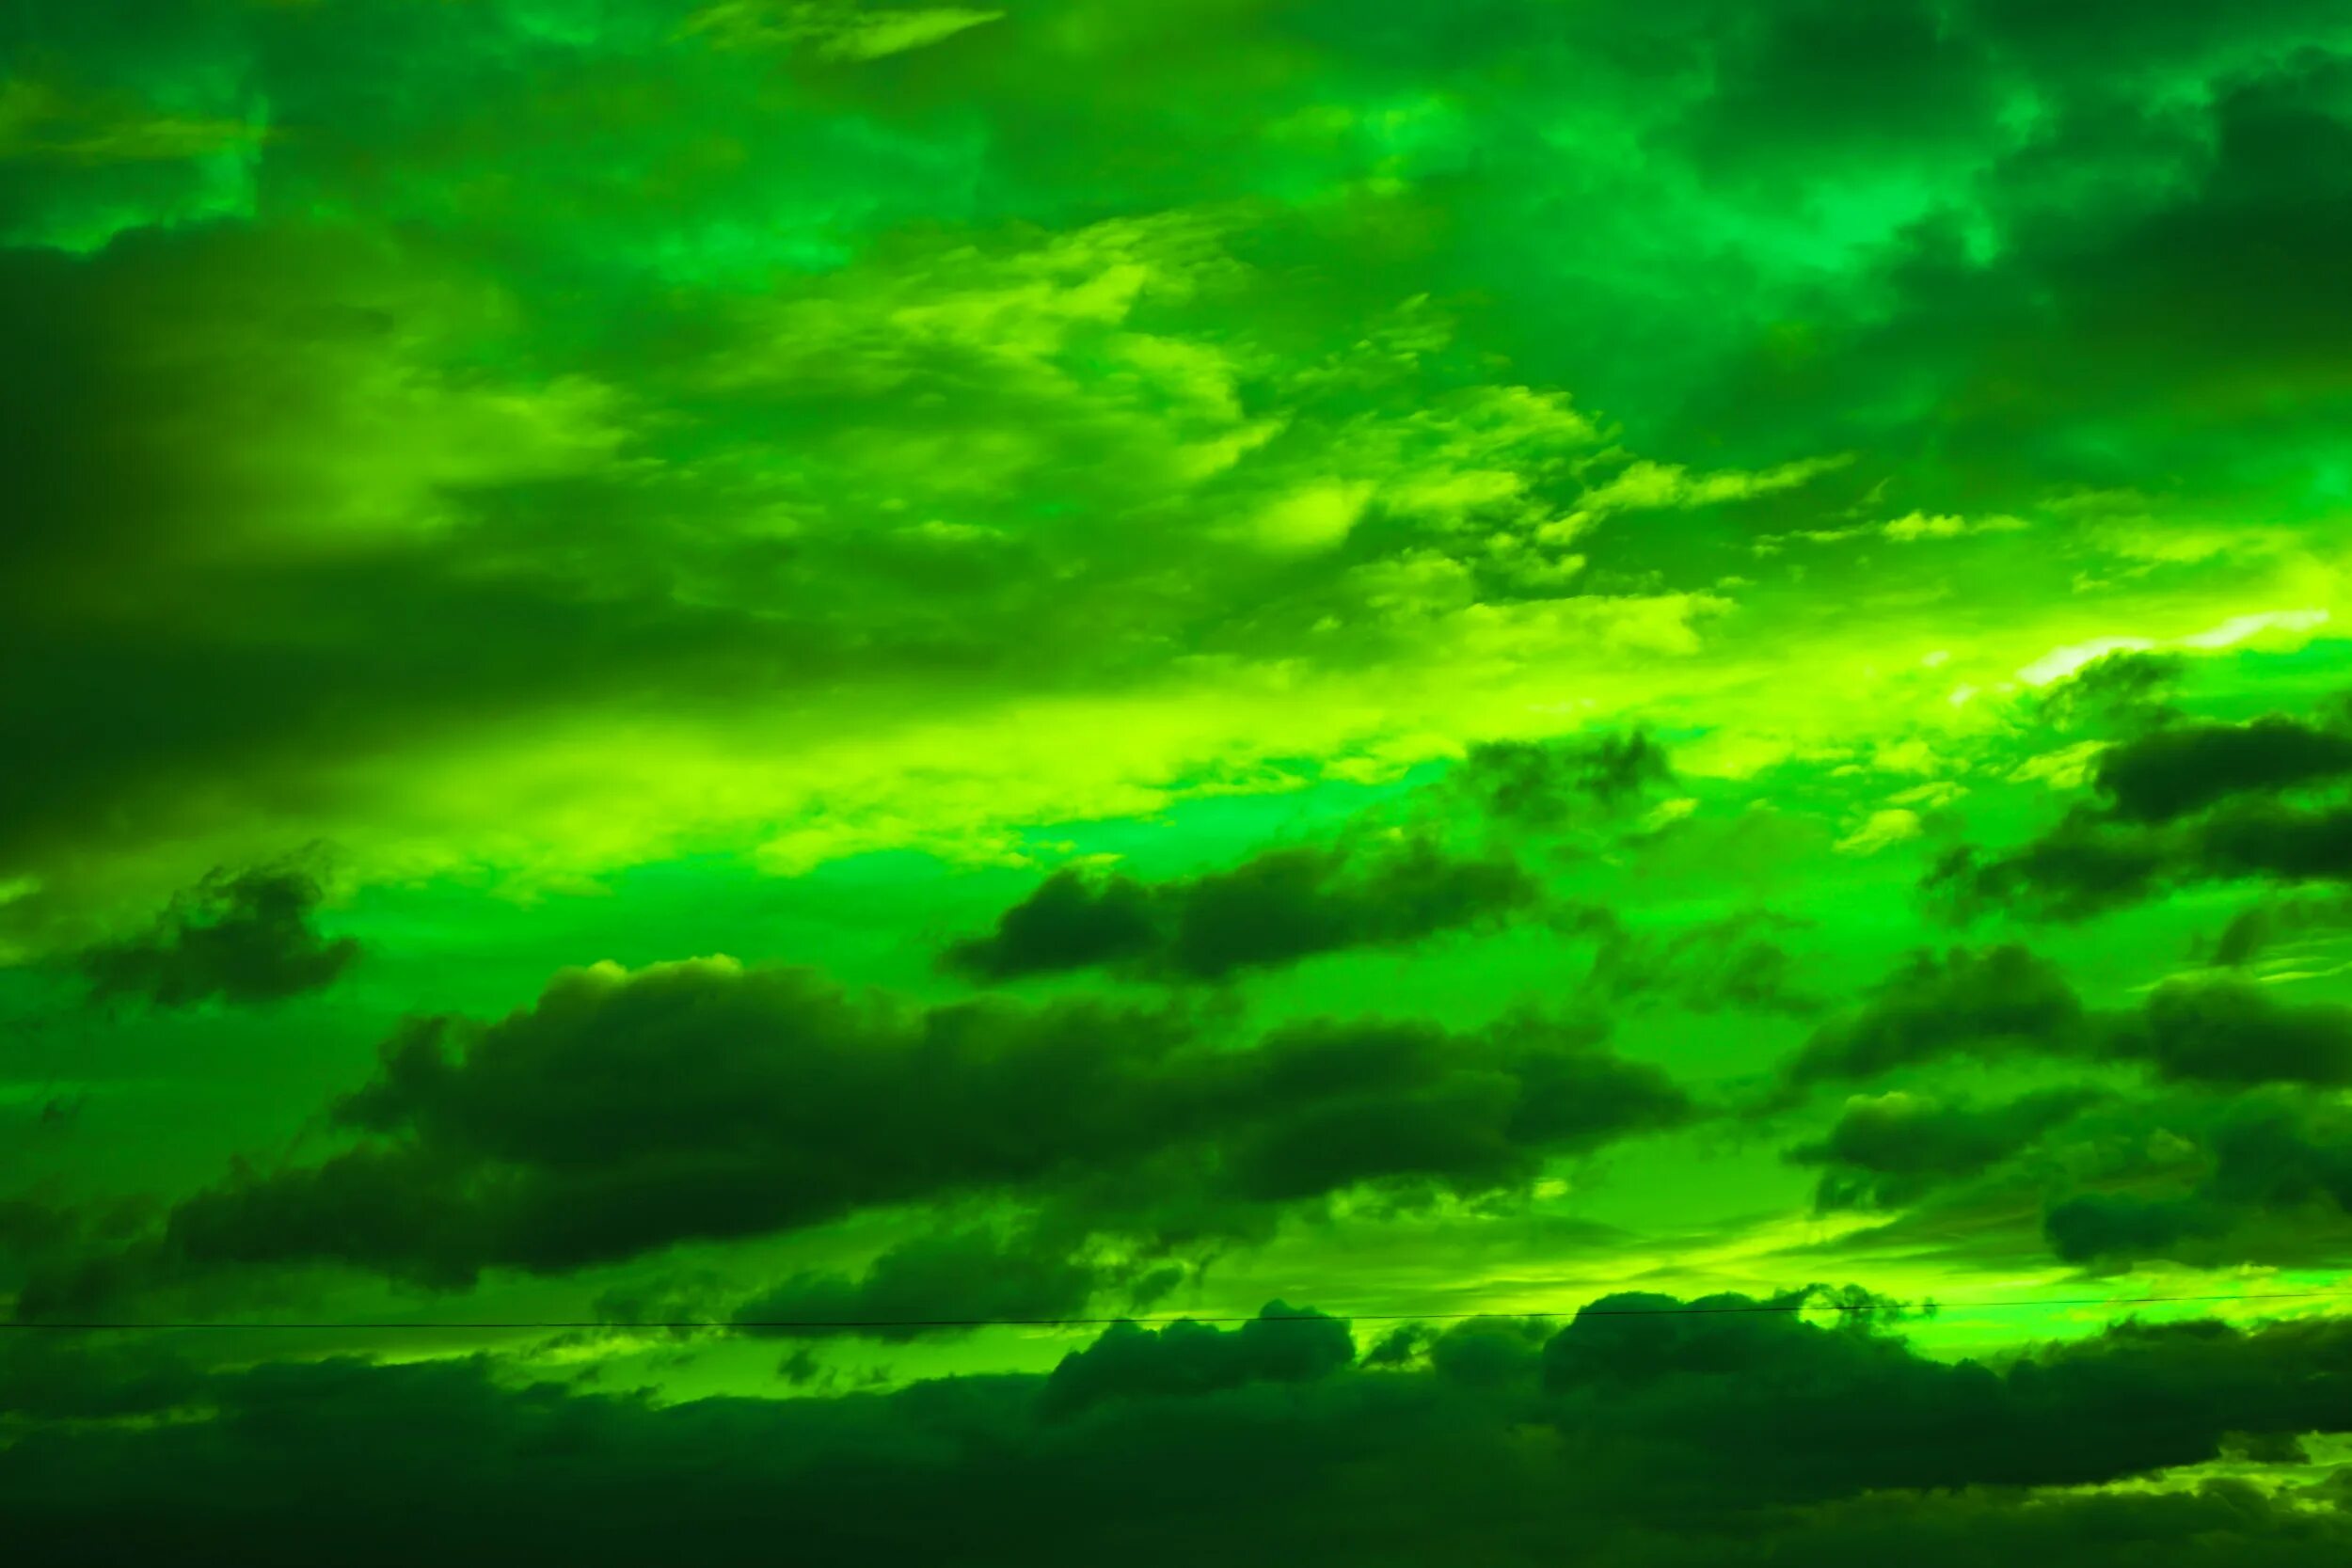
6,1293 -> 2352,1565
1786,942 -> 2352,1092
943,833 -> 1542,983
1933,703 -> 2352,922
19,956 -> 1688,1307
72,863 -> 359,1008
1788,1087 -> 2107,1211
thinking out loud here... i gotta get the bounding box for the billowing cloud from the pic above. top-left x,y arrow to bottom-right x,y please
2098,718 -> 2352,826
1040,1301 -> 1354,1415
19,955 -> 1687,1308
1788,944 -> 2352,1092
733,1227 -> 1102,1339
1935,700 -> 2352,921
1575,906 -> 1820,1017
2109,980 -> 2352,1087
2043,1092 -> 2352,1267
72,863 -> 359,1008
943,833 -> 1541,983
1784,945 -> 2085,1085
1788,1087 -> 2106,1211
1450,728 -> 1677,827
4,1294 -> 2351,1564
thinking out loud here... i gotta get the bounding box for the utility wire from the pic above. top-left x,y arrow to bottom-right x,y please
6,1287 -> 2347,1332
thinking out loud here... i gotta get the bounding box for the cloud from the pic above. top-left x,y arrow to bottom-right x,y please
1878,510 -> 2026,542
1040,1301 -> 1354,1415
2201,892 -> 2352,969
1249,480 -> 1376,552
1787,943 -> 2352,1093
5,1292 -> 2350,1564
1832,808 -> 1922,857
2109,980 -> 2352,1087
2043,1091 -> 2352,1266
1574,453 -> 1851,514
942,865 -> 1165,978
1574,906 -> 1821,1017
0,78 -> 264,167
20,956 -> 1688,1306
9,0 -> 2344,958
942,832 -> 1541,983
1759,940 -> 2352,1265
71,863 -> 359,1008
1933,702 -> 2352,922
1450,727 -> 1676,827
733,1227 -> 1102,1340
683,4 -> 1006,62
1758,509 -> 2031,552
2095,717 -> 2352,825
2030,651 -> 2186,734
1692,1481 -> 2352,1568
1788,1087 -> 2107,1211
1784,945 -> 2086,1085
0,178 -> 1729,942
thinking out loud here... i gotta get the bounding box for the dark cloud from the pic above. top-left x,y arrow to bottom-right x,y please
943,833 -> 1542,983
5,1292 -> 2350,1565
1040,1301 -> 1354,1415
1965,0 -> 2349,78
69,863 -> 359,1008
2044,1092 -> 2352,1266
1935,703 -> 2352,923
942,867 -> 1162,980
2033,651 -> 2186,736
0,1333 -> 207,1423
2202,892 -> 2352,968
1576,906 -> 1820,1016
1538,1288 -> 2352,1513
1941,795 -> 2352,923
1784,945 -> 2086,1085
1684,40 -> 2352,504
1287,0 -> 2352,496
734,1228 -> 1103,1340
1422,1313 -> 1555,1387
1787,944 -> 2352,1092
1789,1072 -> 2352,1273
1788,1087 -> 2106,1210
1669,0 -> 2006,197
19,958 -> 1687,1307
1654,1481 -> 2352,1568
1925,816 -> 2170,924
1452,728 -> 1675,828
1767,954 -> 2352,1262
2094,717 -> 2352,826
2042,1190 -> 2233,1267
0,1192 -> 149,1297
2195,798 -> 2352,884
1194,1012 -> 1688,1208
2109,979 -> 2352,1087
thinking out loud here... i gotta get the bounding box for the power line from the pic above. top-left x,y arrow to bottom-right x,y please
6,1287 -> 2346,1333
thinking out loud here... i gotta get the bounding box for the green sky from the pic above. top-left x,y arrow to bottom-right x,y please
8,1 -> 2352,1560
